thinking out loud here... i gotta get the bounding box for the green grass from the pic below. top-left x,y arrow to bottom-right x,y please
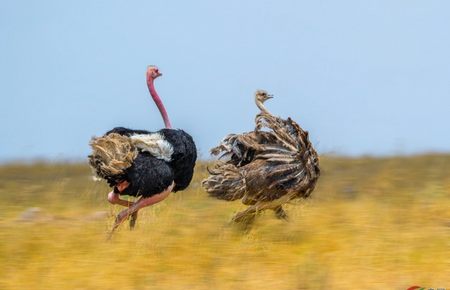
0,155 -> 449,289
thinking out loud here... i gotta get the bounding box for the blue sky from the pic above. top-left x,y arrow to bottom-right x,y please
0,0 -> 449,161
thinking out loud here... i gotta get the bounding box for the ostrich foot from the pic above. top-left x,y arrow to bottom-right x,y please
109,209 -> 130,236
129,211 -> 138,230
232,211 -> 257,224
107,207 -> 138,239
274,206 -> 289,221
231,211 -> 257,233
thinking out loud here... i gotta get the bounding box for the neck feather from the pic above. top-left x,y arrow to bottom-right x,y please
256,98 -> 269,114
147,78 -> 172,129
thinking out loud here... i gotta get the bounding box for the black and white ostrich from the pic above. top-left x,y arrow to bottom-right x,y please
89,66 -> 197,232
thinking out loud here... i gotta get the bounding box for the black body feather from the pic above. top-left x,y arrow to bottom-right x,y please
94,126 -> 197,197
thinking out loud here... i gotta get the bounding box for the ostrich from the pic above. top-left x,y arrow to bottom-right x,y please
89,66 -> 197,233
202,90 -> 320,223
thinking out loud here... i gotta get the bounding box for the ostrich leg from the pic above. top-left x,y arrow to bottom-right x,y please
129,211 -> 138,230
232,205 -> 261,223
107,181 -> 139,229
107,191 -> 134,207
107,192 -> 139,229
273,205 -> 288,220
232,192 -> 296,223
108,182 -> 175,237
107,181 -> 133,206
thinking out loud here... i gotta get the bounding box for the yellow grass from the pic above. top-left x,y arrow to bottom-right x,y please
0,155 -> 449,289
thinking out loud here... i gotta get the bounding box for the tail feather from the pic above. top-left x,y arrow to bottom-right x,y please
255,104 -> 320,180
88,133 -> 137,184
202,163 -> 246,201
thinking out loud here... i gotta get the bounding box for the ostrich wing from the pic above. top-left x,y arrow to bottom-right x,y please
88,133 -> 137,185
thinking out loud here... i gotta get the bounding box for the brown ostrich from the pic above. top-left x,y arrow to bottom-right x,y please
202,90 -> 320,223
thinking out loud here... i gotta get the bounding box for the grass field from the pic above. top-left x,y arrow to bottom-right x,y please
0,155 -> 449,290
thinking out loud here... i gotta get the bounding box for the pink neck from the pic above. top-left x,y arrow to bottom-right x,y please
146,78 -> 172,129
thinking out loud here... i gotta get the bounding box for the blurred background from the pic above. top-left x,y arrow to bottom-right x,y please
1,0 -> 449,161
0,1 -> 448,289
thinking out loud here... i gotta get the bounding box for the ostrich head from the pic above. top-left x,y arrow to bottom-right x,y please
146,65 -> 162,81
255,90 -> 273,113
255,90 -> 273,103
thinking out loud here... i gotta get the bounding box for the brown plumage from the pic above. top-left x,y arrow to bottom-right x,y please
202,90 -> 320,222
